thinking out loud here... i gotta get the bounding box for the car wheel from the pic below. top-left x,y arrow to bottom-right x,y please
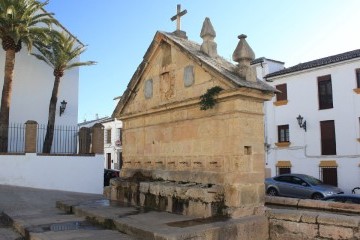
267,188 -> 278,196
352,187 -> 360,194
312,193 -> 323,200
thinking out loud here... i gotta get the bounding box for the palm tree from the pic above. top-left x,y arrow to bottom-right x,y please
32,31 -> 95,153
0,0 -> 57,152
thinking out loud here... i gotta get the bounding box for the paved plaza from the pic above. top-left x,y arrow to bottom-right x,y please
0,184 -> 266,239
0,185 -> 132,239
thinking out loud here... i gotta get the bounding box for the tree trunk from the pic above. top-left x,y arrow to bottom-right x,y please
0,49 -> 16,152
43,76 -> 61,153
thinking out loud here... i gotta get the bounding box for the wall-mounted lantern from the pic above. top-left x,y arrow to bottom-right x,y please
296,114 -> 306,132
59,100 -> 67,116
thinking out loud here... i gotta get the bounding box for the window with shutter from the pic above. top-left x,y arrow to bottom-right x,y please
358,118 -> 360,142
275,84 -> 287,101
278,167 -> 291,175
318,75 -> 333,109
320,120 -> 336,155
278,125 -> 289,143
276,161 -> 291,174
106,129 -> 111,144
356,69 -> 360,88
115,128 -> 122,146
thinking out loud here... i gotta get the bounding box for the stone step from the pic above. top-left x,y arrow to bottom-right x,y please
0,213 -> 23,240
29,229 -> 135,240
57,199 -> 269,240
2,208 -> 136,240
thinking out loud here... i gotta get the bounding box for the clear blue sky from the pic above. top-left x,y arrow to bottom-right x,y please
46,0 -> 360,122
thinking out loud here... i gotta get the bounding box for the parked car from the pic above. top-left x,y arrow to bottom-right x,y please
322,194 -> 360,204
104,169 -> 119,186
265,173 -> 343,199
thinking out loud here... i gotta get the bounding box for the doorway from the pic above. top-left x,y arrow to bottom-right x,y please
107,153 -> 111,169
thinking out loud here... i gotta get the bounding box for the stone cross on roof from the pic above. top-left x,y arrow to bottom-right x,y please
170,4 -> 187,31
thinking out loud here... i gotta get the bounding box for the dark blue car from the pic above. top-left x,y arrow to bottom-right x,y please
104,169 -> 119,186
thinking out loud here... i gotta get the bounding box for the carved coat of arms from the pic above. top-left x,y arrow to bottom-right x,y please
160,71 -> 175,100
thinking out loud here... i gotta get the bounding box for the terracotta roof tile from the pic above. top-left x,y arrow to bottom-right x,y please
266,49 -> 360,78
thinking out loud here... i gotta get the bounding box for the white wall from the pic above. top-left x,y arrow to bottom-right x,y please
263,58 -> 360,194
0,153 -> 103,194
0,48 -> 79,126
253,59 -> 285,81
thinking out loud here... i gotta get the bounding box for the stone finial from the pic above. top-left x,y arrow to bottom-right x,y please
232,34 -> 256,82
200,17 -> 216,38
232,34 -> 255,62
200,17 -> 217,58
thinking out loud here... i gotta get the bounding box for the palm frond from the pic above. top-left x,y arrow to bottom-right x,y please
0,0 -> 57,52
33,31 -> 95,75
31,52 -> 53,67
65,61 -> 97,70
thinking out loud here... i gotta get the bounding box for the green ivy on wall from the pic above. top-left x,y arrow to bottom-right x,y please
199,86 -> 223,110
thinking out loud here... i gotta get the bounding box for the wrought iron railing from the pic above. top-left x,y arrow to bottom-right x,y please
37,124 -> 78,154
0,123 -> 99,155
0,123 -> 26,153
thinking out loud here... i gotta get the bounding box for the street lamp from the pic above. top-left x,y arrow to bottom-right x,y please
59,100 -> 67,116
296,114 -> 307,132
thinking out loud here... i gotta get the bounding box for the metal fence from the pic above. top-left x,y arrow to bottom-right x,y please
0,123 -> 26,153
37,124 -> 78,154
0,123 -> 86,154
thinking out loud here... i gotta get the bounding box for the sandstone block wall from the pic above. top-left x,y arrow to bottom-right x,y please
121,97 -> 267,211
267,208 -> 360,240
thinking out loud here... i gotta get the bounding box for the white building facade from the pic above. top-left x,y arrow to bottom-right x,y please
78,116 -> 123,170
78,97 -> 123,170
0,21 -> 81,154
0,37 -> 80,127
0,12 -> 104,194
253,50 -> 360,194
102,118 -> 123,170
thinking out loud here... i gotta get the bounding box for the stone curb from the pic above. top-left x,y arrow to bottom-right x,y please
265,196 -> 360,214
266,208 -> 360,228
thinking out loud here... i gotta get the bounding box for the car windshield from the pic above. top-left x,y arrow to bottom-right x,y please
302,175 -> 323,186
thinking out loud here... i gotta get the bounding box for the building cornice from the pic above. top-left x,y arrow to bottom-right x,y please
266,57 -> 360,81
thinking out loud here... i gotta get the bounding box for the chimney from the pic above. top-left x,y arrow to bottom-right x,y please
232,34 -> 257,82
200,17 -> 217,58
